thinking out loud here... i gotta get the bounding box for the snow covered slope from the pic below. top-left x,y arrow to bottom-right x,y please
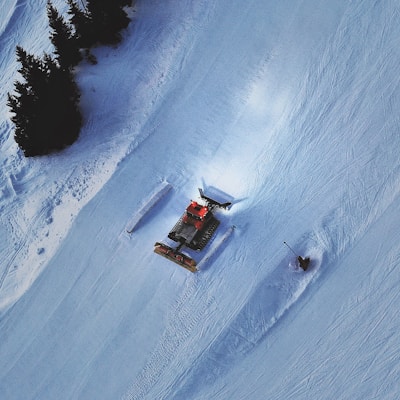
0,0 -> 190,312
1,0 -> 400,399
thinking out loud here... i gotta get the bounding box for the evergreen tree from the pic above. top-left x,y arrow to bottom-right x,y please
88,0 -> 132,45
47,1 -> 82,69
67,0 -> 94,49
7,46 -> 82,157
68,0 -> 133,48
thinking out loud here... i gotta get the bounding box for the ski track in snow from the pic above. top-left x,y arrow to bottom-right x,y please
122,276 -> 217,400
0,0 -> 17,40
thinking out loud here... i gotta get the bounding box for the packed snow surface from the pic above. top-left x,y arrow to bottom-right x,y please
1,0 -> 400,399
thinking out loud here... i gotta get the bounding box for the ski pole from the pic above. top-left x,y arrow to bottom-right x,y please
284,241 -> 310,271
283,241 -> 298,257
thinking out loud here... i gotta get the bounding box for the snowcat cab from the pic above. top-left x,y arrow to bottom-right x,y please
183,201 -> 211,231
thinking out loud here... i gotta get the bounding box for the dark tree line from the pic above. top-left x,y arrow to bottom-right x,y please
7,0 -> 134,157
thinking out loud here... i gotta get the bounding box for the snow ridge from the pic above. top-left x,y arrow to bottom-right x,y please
124,181 -> 172,235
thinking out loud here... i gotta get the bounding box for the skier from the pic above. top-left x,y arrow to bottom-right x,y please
297,255 -> 310,271
284,241 -> 310,271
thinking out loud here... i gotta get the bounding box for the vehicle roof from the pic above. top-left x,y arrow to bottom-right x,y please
186,201 -> 208,217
